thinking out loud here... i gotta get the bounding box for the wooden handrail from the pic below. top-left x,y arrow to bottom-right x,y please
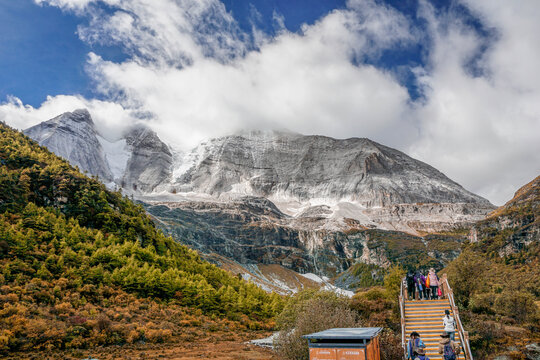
441,274 -> 474,360
399,279 -> 407,359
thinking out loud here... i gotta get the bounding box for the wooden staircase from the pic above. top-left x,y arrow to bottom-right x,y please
404,299 -> 463,359
399,274 -> 473,360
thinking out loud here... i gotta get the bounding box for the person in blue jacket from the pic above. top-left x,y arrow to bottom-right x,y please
407,332 -> 427,359
414,271 -> 426,300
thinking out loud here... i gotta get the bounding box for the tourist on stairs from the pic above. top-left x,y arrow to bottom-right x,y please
407,270 -> 416,300
407,332 -> 426,360
443,309 -> 456,341
438,333 -> 460,360
427,268 -> 440,300
421,271 -> 429,300
414,271 -> 425,300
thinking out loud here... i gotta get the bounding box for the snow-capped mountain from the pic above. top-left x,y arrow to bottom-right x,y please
25,109 -> 114,182
24,109 -> 172,191
24,110 -> 494,235
122,126 -> 173,192
22,109 -> 497,289
170,130 -> 490,208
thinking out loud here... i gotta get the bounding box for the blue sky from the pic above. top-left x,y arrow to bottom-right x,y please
1,0 -> 345,105
0,0 -> 539,205
0,0 -> 434,107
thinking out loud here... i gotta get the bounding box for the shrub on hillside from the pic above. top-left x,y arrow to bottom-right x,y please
350,287 -> 397,330
0,122 -> 285,352
494,290 -> 538,323
274,290 -> 361,360
383,265 -> 405,301
379,329 -> 403,360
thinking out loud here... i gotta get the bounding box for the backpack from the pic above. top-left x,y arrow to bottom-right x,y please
412,339 -> 425,355
410,339 -> 425,358
407,273 -> 415,285
443,343 -> 456,360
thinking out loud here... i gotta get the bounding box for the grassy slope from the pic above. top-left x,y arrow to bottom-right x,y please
444,175 -> 540,359
0,122 -> 283,353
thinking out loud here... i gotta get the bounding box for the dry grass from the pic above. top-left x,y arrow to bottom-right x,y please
4,330 -> 277,359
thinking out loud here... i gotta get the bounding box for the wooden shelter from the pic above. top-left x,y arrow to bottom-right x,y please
303,327 -> 382,360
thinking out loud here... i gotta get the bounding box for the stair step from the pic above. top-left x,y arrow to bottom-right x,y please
405,334 -> 461,340
405,317 -> 446,320
405,302 -> 449,305
405,312 -> 447,316
406,312 -> 448,316
421,338 -> 461,343
406,329 -> 450,333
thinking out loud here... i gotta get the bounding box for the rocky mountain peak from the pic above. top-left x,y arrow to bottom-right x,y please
118,125 -> 173,192
125,125 -> 172,156
68,108 -> 93,123
24,109 -> 113,181
24,111 -> 173,192
172,132 -> 492,208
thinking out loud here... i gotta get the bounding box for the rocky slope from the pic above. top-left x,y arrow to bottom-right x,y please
122,126 -> 173,192
444,175 -> 540,359
24,109 -> 173,191
468,174 -> 539,256
144,197 -> 466,280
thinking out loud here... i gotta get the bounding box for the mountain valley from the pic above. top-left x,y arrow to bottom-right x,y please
21,109 -> 499,293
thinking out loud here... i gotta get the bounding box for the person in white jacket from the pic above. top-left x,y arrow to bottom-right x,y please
443,309 -> 456,341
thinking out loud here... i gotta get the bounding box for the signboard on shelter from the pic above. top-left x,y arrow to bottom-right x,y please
310,348 -> 337,360
337,348 -> 366,360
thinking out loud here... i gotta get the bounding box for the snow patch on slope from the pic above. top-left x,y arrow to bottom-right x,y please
300,273 -> 354,297
97,136 -> 130,180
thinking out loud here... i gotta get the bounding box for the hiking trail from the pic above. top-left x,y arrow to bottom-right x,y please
400,274 -> 473,360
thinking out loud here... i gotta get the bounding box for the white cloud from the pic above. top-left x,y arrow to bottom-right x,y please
409,0 -> 540,204
2,0 -> 539,205
34,0 -> 93,12
0,94 -> 135,141
81,2 -> 414,150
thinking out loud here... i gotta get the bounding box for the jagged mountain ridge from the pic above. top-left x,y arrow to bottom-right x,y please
170,130 -> 491,208
24,110 -> 495,235
24,109 -> 173,192
25,111 -> 491,210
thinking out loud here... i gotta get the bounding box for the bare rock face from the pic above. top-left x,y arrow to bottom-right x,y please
144,196 -> 467,276
24,109 -> 113,181
364,202 -> 496,234
122,126 -> 173,192
24,109 -> 173,192
172,130 -> 491,207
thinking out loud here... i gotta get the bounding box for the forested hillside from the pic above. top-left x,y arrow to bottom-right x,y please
0,122 -> 282,353
444,176 -> 540,358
